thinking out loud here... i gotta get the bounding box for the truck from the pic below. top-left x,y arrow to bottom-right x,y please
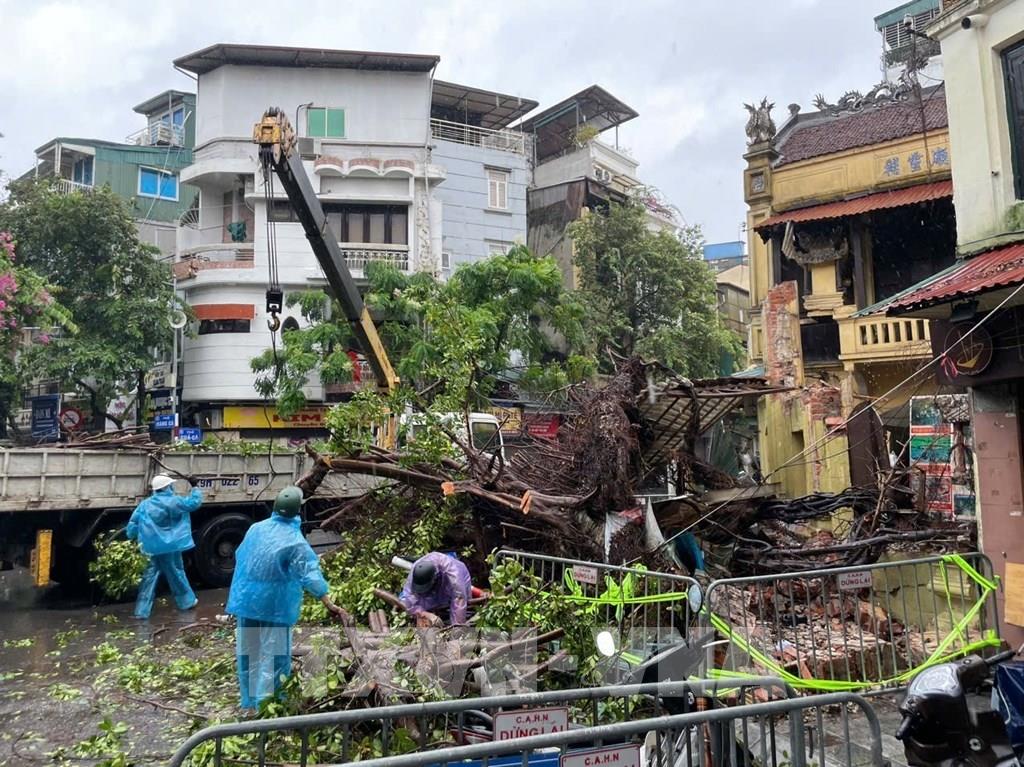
0,447 -> 378,588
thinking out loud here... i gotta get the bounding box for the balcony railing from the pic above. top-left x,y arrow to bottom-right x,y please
172,243 -> 255,280
341,244 -> 410,273
430,118 -> 528,155
127,121 -> 185,148
839,314 -> 932,363
52,179 -> 94,195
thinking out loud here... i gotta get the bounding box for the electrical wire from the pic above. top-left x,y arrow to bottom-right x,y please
629,279 -> 1024,564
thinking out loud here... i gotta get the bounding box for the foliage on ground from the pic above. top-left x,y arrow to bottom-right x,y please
89,537 -> 148,600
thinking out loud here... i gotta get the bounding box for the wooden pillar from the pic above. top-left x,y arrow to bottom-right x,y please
850,220 -> 867,310
770,230 -> 783,288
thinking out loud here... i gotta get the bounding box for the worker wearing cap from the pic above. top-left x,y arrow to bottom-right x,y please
126,474 -> 204,619
399,552 -> 472,626
226,486 -> 345,710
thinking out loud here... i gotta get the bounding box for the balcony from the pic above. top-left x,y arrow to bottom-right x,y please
127,121 -> 185,148
172,243 -> 255,280
52,179 -> 94,195
430,118 -> 528,155
325,360 -> 375,396
342,244 -> 410,274
838,314 -> 932,363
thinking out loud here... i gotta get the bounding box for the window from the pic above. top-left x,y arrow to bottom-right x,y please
487,168 -> 509,209
72,157 -> 93,186
441,251 -> 451,270
198,319 -> 250,335
138,167 -> 178,200
307,107 -> 346,138
269,201 -> 408,244
171,107 -> 184,127
1005,40 -> 1024,199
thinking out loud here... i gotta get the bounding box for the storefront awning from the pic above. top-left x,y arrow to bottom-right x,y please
857,240 -> 1024,317
755,180 -> 952,231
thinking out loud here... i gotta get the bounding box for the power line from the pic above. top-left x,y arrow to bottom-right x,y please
630,279 -> 1024,564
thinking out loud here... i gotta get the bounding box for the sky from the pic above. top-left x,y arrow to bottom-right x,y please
0,0 -> 909,244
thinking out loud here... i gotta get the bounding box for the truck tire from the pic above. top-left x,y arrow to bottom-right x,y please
192,513 -> 251,588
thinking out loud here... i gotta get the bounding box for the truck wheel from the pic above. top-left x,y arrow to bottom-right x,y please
193,513 -> 251,588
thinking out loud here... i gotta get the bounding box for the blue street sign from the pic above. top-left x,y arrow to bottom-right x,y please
178,427 -> 203,444
153,414 -> 178,431
31,395 -> 61,441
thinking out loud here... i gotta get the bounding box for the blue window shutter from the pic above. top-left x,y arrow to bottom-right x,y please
139,168 -> 158,196
160,173 -> 178,200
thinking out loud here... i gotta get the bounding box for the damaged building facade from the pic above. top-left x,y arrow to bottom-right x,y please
743,85 -> 956,498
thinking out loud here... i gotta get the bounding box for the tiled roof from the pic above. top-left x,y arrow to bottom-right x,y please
776,89 -> 948,166
756,179 -> 952,230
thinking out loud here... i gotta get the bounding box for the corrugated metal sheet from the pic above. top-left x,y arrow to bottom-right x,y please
755,180 -> 952,230
885,240 -> 1024,313
640,377 -> 790,467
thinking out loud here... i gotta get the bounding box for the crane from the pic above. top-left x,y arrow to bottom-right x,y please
252,107 -> 399,395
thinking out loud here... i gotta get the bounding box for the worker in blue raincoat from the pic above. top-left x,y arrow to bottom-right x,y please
126,474 -> 204,619
226,486 -> 345,710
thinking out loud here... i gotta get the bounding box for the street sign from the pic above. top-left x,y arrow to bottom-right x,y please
571,565 -> 599,585
153,414 -> 178,431
177,427 -> 203,444
560,744 -> 640,767
60,407 -> 84,432
493,707 -> 568,741
31,395 -> 61,441
837,570 -> 872,592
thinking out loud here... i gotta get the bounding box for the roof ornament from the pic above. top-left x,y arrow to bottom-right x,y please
812,76 -> 915,115
744,98 -> 776,145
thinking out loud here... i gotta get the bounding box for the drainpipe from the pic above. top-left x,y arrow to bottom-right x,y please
423,62 -> 439,274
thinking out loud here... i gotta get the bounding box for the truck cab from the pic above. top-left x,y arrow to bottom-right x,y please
402,412 -> 506,461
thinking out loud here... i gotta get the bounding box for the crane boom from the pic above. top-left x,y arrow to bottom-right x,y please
253,107 -> 399,394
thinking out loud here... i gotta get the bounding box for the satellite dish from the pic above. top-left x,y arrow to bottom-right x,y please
169,311 -> 187,329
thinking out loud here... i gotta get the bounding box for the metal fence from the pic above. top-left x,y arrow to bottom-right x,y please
170,690 -> 881,767
492,550 -> 702,650
167,678 -> 794,767
702,552 -> 1000,694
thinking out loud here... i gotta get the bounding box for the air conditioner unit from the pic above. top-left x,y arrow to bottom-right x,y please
296,137 -> 318,158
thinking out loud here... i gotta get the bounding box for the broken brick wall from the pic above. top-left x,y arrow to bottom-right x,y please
758,281 -> 849,495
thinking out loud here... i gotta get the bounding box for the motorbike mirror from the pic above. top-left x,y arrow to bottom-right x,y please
688,583 -> 703,613
596,630 -> 618,658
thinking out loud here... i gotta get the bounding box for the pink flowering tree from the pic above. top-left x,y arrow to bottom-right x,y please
0,231 -> 74,434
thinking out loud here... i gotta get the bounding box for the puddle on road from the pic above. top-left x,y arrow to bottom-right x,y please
0,569 -> 235,766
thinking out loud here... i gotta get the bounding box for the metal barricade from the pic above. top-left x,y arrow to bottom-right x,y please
702,552 -> 1001,694
492,550 -> 701,649
194,691 -> 881,767
168,678 -> 792,767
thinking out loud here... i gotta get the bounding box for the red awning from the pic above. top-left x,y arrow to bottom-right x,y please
755,180 -> 952,231
886,241 -> 1024,314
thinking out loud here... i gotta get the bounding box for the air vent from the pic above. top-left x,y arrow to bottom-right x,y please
296,137 -> 317,158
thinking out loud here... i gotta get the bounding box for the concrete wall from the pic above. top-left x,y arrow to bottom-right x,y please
933,0 -> 1024,251
431,139 -> 529,268
196,66 -> 432,146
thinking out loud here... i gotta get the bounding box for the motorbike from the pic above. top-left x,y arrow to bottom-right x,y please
896,644 -> 1024,766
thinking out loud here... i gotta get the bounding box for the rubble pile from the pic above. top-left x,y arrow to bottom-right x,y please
714,580 -> 944,683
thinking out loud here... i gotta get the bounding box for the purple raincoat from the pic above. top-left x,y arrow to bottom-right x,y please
399,552 -> 471,624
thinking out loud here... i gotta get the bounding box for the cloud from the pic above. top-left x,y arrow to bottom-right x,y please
0,0 -> 906,240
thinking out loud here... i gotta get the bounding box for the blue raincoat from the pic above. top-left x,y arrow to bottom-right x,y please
226,513 -> 329,709
126,486 -> 204,619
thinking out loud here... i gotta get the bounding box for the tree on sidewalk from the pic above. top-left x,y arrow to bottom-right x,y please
251,245 -> 593,418
0,181 -> 181,431
569,201 -> 743,377
0,231 -> 75,435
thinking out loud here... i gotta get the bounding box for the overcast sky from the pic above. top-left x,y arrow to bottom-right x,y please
0,0 -> 910,244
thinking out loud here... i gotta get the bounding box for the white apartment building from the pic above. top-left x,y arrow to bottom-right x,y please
170,45 -> 534,418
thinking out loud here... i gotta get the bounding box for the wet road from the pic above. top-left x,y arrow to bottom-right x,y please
0,569 -> 233,766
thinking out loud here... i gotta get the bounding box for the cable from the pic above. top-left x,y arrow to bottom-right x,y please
630,280 -> 1024,564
